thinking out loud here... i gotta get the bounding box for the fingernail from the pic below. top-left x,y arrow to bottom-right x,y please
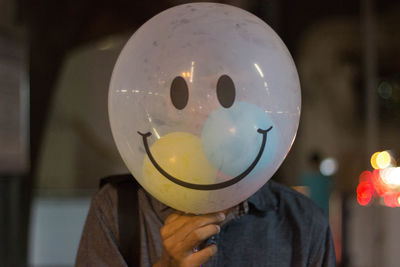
216,225 -> 221,233
218,212 -> 225,220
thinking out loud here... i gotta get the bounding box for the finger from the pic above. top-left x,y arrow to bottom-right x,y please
162,214 -> 193,240
188,244 -> 218,266
173,213 -> 225,242
183,224 -> 220,251
164,213 -> 182,225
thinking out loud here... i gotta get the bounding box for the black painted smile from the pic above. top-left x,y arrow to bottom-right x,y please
138,126 -> 272,191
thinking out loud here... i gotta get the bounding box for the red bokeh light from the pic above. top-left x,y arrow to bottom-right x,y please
371,169 -> 387,196
357,181 -> 374,196
383,193 -> 399,208
357,194 -> 372,206
357,181 -> 374,206
359,171 -> 372,183
357,152 -> 400,207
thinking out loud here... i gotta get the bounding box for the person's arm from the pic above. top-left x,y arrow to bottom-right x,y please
153,212 -> 226,267
76,185 -> 128,267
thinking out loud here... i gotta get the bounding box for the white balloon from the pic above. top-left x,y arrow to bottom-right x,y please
109,3 -> 301,214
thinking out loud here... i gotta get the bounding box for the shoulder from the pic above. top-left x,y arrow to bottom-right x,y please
91,174 -> 138,217
268,180 -> 329,228
96,174 -> 138,200
90,182 -> 119,223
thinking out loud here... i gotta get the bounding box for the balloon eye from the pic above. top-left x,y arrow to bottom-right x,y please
216,75 -> 235,108
170,76 -> 189,110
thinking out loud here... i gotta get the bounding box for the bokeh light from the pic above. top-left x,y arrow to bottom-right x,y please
376,151 -> 392,169
357,194 -> 372,206
319,157 -> 338,176
377,81 -> 393,99
383,193 -> 399,208
357,181 -> 374,206
359,151 -> 399,207
359,170 -> 372,183
371,169 -> 386,196
370,152 -> 380,169
380,167 -> 400,186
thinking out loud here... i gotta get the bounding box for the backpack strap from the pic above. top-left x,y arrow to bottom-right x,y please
100,174 -> 140,267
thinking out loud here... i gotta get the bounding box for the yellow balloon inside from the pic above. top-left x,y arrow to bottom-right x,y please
141,132 -> 218,209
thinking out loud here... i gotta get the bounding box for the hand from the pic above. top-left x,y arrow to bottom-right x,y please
153,212 -> 226,267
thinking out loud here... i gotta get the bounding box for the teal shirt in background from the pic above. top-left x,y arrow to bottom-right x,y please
300,171 -> 333,214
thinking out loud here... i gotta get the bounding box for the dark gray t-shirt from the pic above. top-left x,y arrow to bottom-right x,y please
76,180 -> 336,267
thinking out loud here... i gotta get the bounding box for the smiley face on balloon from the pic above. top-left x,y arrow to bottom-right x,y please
109,3 -> 301,214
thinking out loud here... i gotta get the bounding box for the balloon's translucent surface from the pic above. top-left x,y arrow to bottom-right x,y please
109,3 -> 301,214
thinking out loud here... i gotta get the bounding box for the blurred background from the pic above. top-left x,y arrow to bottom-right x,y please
0,0 -> 399,266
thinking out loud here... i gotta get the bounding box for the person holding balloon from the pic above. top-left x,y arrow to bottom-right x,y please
76,3 -> 336,267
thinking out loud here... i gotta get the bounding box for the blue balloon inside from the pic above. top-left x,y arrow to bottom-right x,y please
201,102 -> 278,178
